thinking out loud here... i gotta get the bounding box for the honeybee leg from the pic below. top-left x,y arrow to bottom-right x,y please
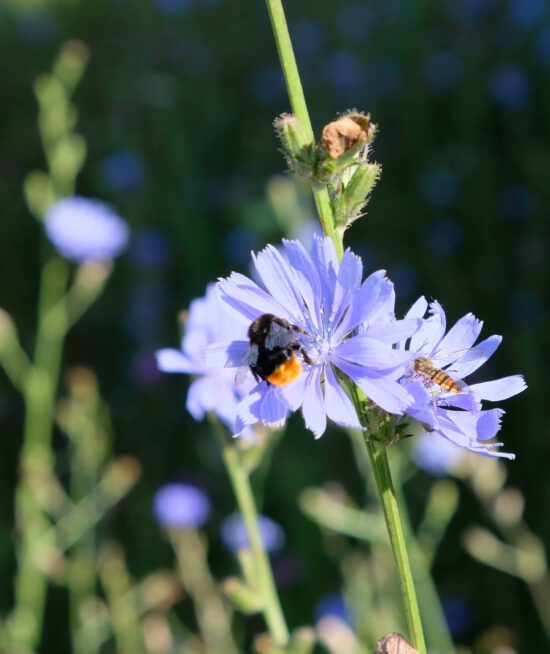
251,369 -> 261,383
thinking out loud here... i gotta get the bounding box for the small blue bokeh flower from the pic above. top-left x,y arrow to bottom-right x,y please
154,483 -> 211,529
313,593 -> 352,626
399,298 -> 526,459
156,284 -> 252,433
100,149 -> 145,192
44,196 -> 129,263
207,236 -> 420,438
488,66 -> 530,109
220,512 -> 285,553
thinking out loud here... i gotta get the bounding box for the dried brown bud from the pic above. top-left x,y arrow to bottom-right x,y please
375,633 -> 419,654
322,117 -> 366,158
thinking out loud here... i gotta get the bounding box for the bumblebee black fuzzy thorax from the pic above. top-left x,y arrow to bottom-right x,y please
246,313 -> 311,387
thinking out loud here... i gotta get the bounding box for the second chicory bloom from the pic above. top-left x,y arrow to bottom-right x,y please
399,297 -> 526,460
156,284 -> 251,433
207,236 -> 420,438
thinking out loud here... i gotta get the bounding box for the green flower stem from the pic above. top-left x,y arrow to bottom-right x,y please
210,416 -> 289,645
265,1 -> 427,648
9,258 -> 70,651
365,440 -> 427,654
264,0 -> 342,259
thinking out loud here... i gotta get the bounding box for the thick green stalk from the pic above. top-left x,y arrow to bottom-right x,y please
210,417 -> 288,645
264,0 -> 342,258
264,1 -> 427,649
366,441 -> 427,654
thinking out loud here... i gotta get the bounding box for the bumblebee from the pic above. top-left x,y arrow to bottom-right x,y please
241,313 -> 312,387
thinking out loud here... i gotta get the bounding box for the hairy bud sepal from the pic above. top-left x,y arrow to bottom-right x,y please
274,114 -> 316,177
333,162 -> 382,229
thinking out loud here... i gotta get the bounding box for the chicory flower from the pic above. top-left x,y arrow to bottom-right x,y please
220,512 -> 285,553
156,284 -> 251,432
44,196 -> 129,262
154,483 -> 211,529
399,297 -> 526,459
207,236 -> 420,438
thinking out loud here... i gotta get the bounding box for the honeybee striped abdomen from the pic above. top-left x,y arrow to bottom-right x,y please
413,357 -> 462,394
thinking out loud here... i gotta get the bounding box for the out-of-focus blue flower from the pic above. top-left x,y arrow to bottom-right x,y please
424,218 -> 463,256
442,597 -> 472,638
399,298 -> 526,459
413,431 -> 467,476
446,0 -> 497,22
220,512 -> 285,553
44,196 -> 129,263
291,18 -> 325,58
324,51 -> 364,90
313,593 -> 352,626
508,0 -> 547,27
125,281 -> 168,343
336,4 -> 375,42
387,264 -> 418,299
16,9 -> 58,44
507,289 -> 543,328
156,284 -> 251,433
130,228 -> 171,269
154,0 -> 192,16
100,149 -> 145,192
154,483 -> 211,529
423,51 -> 461,91
366,58 -> 401,99
420,168 -> 457,207
498,186 -> 536,222
208,236 -> 419,438
488,66 -> 530,109
222,228 -> 262,265
537,26 -> 550,66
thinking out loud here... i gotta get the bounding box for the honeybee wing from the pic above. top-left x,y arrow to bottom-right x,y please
235,344 -> 259,386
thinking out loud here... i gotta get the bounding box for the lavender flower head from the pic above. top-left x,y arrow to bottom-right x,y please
154,483 -> 211,529
207,236 -> 420,438
220,512 -> 285,553
44,196 -> 129,262
399,297 -> 526,460
156,284 -> 252,432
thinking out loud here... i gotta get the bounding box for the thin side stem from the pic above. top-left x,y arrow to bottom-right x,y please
366,440 -> 427,654
222,443 -> 289,645
264,0 -> 342,258
210,416 -> 288,645
9,258 -> 70,651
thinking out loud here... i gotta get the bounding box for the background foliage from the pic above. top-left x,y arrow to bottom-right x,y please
0,0 -> 548,651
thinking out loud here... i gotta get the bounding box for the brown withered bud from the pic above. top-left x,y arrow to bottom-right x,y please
322,116 -> 365,158
375,633 -> 419,654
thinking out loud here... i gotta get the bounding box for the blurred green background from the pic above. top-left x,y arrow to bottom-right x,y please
0,0 -> 548,651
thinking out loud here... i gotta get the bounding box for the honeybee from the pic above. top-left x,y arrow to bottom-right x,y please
238,313 -> 312,387
412,356 -> 463,394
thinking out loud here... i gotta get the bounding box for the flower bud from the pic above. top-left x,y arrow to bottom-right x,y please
334,162 -> 381,228
275,114 -> 305,163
